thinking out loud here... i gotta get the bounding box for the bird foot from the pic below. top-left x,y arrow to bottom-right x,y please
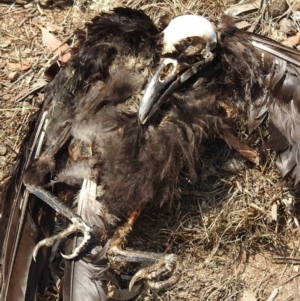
108,209 -> 182,292
129,253 -> 182,291
26,185 -> 92,260
109,245 -> 182,291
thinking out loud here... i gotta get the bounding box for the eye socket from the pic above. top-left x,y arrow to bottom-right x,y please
187,37 -> 193,44
163,63 -> 173,74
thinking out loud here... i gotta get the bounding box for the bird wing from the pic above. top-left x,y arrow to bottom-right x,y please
216,17 -> 300,185
0,107 -> 56,301
249,32 -> 300,183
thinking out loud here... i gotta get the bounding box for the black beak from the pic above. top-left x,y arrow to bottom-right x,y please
138,54 -> 215,125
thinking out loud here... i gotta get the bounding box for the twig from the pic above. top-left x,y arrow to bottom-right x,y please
267,288 -> 279,301
278,271 -> 300,287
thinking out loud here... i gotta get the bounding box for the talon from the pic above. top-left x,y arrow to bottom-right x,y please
129,254 -> 181,291
26,185 -> 92,260
129,270 -> 146,291
108,209 -> 181,292
33,236 -> 56,261
129,261 -> 165,290
32,218 -> 92,261
61,217 -> 92,260
147,263 -> 182,291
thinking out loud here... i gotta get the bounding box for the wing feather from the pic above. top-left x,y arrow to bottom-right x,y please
217,17 -> 300,185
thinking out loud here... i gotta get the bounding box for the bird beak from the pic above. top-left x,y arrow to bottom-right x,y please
138,54 -> 215,125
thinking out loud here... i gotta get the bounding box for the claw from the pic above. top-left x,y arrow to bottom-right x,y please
129,254 -> 181,291
60,216 -> 92,260
147,263 -> 182,291
60,178 -> 96,260
32,215 -> 91,261
108,209 -> 182,292
26,184 -> 92,260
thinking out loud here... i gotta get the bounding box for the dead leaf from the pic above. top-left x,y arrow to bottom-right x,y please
0,39 -> 12,48
46,22 -> 64,32
4,111 -> 14,118
235,20 -> 251,29
32,23 -> 71,62
7,61 -> 31,71
282,31 -> 300,47
225,0 -> 261,16
7,71 -> 19,81
10,79 -> 48,102
242,289 -> 257,301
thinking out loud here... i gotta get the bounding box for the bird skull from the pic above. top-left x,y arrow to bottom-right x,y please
139,15 -> 217,124
162,15 -> 217,57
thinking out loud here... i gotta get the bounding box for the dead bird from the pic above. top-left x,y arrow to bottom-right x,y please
1,7 -> 300,301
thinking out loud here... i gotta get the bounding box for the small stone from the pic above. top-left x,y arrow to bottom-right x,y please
0,156 -> 6,167
7,71 -> 19,82
0,39 -> 11,48
294,11 -> 300,22
0,144 -> 7,156
279,18 -> 297,35
292,0 -> 300,11
269,0 -> 288,17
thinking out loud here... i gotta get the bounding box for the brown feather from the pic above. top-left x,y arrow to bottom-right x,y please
202,15 -> 300,185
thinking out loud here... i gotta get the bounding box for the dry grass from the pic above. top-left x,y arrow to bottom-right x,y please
1,0 -> 300,300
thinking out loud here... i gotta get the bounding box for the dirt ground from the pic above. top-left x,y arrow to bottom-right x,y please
2,0 -> 300,300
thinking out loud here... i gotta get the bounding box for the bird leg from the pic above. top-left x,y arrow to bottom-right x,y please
108,210 -> 182,291
25,184 -> 92,260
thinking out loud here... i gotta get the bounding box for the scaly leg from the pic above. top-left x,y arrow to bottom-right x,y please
108,210 -> 182,291
26,183 -> 92,260
23,109 -> 92,260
